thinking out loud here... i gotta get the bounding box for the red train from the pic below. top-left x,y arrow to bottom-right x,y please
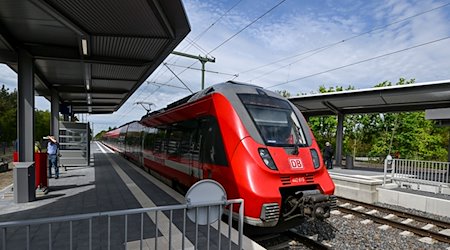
102,81 -> 335,228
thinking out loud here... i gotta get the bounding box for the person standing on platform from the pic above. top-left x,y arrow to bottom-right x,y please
46,135 -> 59,179
323,141 -> 334,169
34,141 -> 41,153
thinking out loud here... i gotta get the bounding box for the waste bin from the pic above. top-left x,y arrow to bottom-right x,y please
13,162 -> 36,203
34,152 -> 48,188
345,155 -> 354,169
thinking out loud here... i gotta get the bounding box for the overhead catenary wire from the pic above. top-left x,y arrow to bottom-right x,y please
239,1 -> 450,77
147,81 -> 188,90
186,0 -> 244,50
207,0 -> 286,55
164,63 -> 238,77
143,0 -> 284,95
266,35 -> 450,89
151,0 -> 244,89
246,45 -> 332,82
164,63 -> 194,94
157,0 -> 286,90
100,0 -> 255,129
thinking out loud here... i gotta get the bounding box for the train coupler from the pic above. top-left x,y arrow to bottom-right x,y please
283,189 -> 336,221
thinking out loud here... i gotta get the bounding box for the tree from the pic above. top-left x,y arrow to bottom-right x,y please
35,110 -> 51,141
0,85 -> 17,144
290,78 -> 448,161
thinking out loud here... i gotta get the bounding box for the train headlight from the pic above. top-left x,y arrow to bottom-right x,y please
258,148 -> 278,170
310,149 -> 320,169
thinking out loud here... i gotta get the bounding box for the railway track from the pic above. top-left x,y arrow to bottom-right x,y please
337,197 -> 450,244
253,229 -> 331,250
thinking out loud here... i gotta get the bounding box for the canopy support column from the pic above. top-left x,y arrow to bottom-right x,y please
17,48 -> 34,162
335,113 -> 344,167
51,89 -> 60,140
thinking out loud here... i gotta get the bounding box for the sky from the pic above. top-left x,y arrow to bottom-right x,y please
1,0 -> 450,135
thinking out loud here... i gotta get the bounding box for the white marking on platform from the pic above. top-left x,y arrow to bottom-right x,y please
351,206 -> 364,211
401,218 -> 414,224
127,236 -> 169,249
343,214 -> 354,219
383,214 -> 396,220
365,209 -> 378,215
378,225 -> 390,230
97,142 -> 265,250
339,203 -> 351,207
439,229 -> 450,236
96,142 -> 195,250
418,237 -> 435,244
360,219 -> 372,225
421,224 -> 435,230
330,210 -> 341,215
400,231 -> 413,237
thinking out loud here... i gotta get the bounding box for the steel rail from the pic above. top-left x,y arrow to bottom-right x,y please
338,206 -> 450,244
337,197 -> 450,229
254,229 -> 331,250
284,229 -> 331,250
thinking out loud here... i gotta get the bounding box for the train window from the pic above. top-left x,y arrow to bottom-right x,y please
153,128 -> 167,153
239,94 -> 307,147
199,117 -> 228,166
143,127 -> 157,151
166,120 -> 198,157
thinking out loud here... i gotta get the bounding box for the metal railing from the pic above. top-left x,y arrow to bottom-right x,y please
0,199 -> 244,250
384,158 -> 450,193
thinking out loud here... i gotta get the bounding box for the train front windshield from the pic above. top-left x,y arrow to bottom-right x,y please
239,94 -> 307,147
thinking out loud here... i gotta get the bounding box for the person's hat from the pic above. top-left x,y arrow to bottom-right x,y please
325,142 -> 330,146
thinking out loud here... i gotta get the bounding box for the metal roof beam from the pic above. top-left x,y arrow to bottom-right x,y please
322,101 -> 342,114
0,49 -> 17,63
27,44 -> 153,66
30,0 -> 86,37
36,54 -> 153,66
150,0 -> 175,38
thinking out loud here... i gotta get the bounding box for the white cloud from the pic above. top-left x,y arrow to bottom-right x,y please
2,0 -> 450,134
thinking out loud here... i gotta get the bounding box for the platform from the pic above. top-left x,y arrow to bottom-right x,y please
328,166 -> 450,217
0,142 -> 264,249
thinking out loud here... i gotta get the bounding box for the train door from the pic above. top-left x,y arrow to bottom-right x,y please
198,116 -> 228,180
190,121 -> 202,181
139,129 -> 145,168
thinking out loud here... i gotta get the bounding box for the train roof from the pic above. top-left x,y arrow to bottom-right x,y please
141,81 -> 280,120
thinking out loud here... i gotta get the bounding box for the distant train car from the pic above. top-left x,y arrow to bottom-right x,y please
103,81 -> 335,228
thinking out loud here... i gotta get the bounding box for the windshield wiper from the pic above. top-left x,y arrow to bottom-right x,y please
292,144 -> 299,155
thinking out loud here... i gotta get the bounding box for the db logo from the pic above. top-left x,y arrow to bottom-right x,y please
289,158 -> 303,169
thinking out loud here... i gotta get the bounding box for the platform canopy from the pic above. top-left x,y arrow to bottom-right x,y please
289,80 -> 450,117
0,0 -> 190,114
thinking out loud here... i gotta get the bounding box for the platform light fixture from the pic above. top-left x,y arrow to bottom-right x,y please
81,38 -> 88,55
87,93 -> 92,105
85,79 -> 90,91
88,106 -> 92,113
